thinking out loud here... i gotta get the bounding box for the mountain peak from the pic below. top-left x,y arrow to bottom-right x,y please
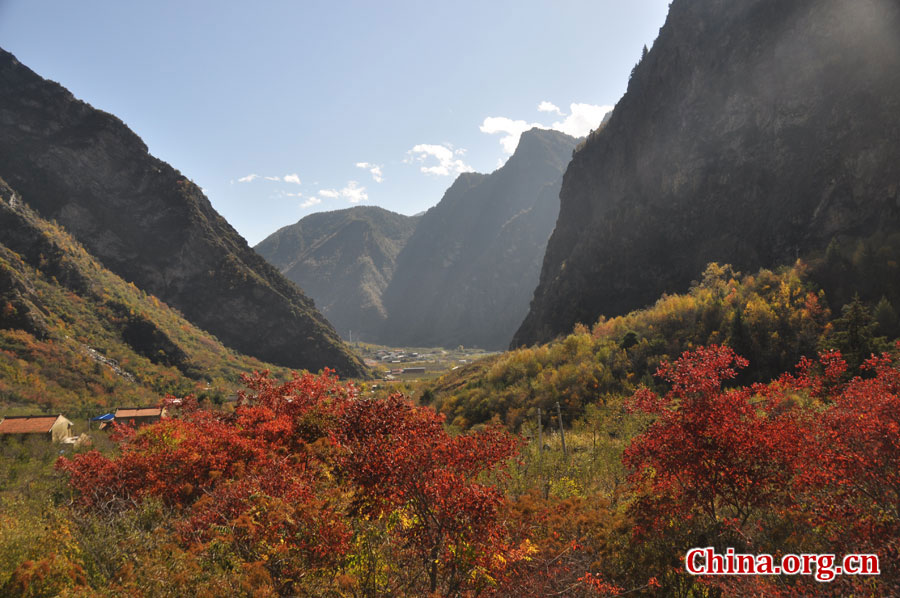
377,129 -> 579,349
504,128 -> 578,173
518,126 -> 575,144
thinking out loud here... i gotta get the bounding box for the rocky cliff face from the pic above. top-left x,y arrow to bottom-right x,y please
0,48 -> 365,376
255,206 -> 418,342
513,0 -> 900,347
380,128 -> 578,349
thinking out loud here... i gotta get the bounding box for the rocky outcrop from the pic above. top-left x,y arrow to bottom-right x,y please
255,206 -> 418,342
380,128 -> 578,349
0,49 -> 365,376
513,0 -> 900,347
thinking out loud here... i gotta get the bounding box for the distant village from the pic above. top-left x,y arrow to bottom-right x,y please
365,347 -> 485,381
373,348 -> 434,363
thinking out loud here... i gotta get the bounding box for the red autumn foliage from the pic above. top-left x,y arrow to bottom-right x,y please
794,350 -> 900,568
578,572 -> 623,595
58,369 -> 520,597
624,345 -> 801,538
337,393 -> 519,593
52,343 -> 900,597
625,344 -> 900,597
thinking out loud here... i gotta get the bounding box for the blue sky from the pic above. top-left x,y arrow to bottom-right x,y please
0,1 -> 670,244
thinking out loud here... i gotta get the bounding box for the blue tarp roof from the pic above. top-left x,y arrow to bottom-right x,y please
90,413 -> 115,421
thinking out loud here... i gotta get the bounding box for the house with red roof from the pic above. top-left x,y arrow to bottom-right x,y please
114,406 -> 167,428
0,414 -> 74,443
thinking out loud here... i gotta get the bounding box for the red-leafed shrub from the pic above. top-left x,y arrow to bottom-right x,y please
58,369 -> 520,597
624,344 -> 900,597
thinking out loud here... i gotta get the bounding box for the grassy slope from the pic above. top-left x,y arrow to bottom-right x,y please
0,182 -> 289,418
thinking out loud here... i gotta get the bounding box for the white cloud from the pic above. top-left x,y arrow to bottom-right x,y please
300,197 -> 321,209
356,162 -> 384,183
550,103 -> 614,137
480,102 -> 614,153
317,182 -> 368,203
405,144 -> 474,176
342,181 -> 367,203
238,173 -> 303,184
537,101 -> 562,115
479,116 -> 543,154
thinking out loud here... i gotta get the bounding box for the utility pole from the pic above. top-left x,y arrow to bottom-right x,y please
537,407 -> 546,498
537,408 -> 543,454
556,401 -> 567,457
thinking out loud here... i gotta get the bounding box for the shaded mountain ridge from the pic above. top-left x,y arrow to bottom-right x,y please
255,206 -> 419,342
0,48 -> 364,376
0,177 -> 287,414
